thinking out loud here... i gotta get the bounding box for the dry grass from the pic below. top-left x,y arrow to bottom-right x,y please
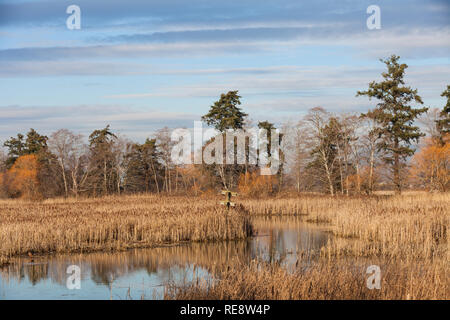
0,256 -> 9,267
165,258 -> 448,300
0,194 -> 252,259
243,193 -> 449,260
1,192 -> 448,299
166,192 -> 449,300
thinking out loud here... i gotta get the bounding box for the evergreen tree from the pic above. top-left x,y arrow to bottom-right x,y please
202,91 -> 248,132
357,55 -> 428,193
436,85 -> 450,143
88,125 -> 117,195
3,129 -> 48,168
124,138 -> 161,193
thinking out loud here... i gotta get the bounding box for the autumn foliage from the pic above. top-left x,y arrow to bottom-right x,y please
410,138 -> 449,191
238,171 -> 277,197
4,154 -> 41,199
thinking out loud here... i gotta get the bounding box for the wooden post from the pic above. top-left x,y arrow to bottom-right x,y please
220,190 -> 237,209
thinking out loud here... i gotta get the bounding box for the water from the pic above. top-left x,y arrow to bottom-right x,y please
0,217 -> 330,300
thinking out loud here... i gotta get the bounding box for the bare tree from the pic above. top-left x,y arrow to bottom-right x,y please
0,149 -> 6,172
111,136 -> 131,195
360,118 -> 381,194
49,129 -> 84,197
304,107 -> 338,196
337,114 -> 361,195
419,108 -> 442,140
282,121 -> 310,193
156,127 -> 175,193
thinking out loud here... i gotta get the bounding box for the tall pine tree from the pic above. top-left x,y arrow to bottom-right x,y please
357,55 -> 428,193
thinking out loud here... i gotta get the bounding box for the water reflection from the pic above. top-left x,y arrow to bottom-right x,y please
0,217 -> 329,300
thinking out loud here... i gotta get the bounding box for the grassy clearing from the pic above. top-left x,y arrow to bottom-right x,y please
0,194 -> 252,259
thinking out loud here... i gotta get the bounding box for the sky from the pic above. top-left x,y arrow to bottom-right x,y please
0,0 -> 449,143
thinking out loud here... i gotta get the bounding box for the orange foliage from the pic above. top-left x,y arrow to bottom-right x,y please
0,172 -> 6,197
7,154 -> 41,199
238,171 -> 277,197
410,138 -> 449,192
178,164 -> 213,195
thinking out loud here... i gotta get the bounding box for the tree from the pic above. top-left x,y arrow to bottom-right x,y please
3,133 -> 25,168
410,138 -> 449,192
201,91 -> 250,190
360,117 -> 382,194
88,125 -> 117,195
357,55 -> 428,193
48,129 -> 89,197
305,107 -> 341,195
201,91 -> 248,132
258,120 -> 284,192
3,129 -> 49,166
124,138 -> 161,193
156,127 -> 175,193
25,128 -> 48,155
238,171 -> 276,197
7,154 -> 40,199
0,150 -> 7,197
436,85 -> 450,144
420,108 -> 442,143
284,120 -> 310,193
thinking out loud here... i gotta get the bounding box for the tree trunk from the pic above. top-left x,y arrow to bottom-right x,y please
324,161 -> 334,196
103,159 -> 108,195
356,163 -> 361,194
59,160 -> 68,197
394,138 -> 401,194
369,148 -> 374,194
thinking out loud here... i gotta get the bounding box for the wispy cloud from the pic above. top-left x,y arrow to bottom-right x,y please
0,105 -> 198,142
0,0 -> 448,140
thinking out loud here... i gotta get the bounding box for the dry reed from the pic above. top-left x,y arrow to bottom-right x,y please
165,258 -> 448,300
0,194 -> 252,259
166,192 -> 449,300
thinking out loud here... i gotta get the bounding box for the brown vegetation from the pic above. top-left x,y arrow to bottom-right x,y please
166,192 -> 449,300
165,258 -> 448,300
0,194 -> 252,260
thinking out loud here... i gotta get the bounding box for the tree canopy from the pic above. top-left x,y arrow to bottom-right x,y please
357,55 -> 428,192
202,91 -> 248,132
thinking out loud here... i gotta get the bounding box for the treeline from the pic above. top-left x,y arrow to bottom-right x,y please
0,55 -> 448,199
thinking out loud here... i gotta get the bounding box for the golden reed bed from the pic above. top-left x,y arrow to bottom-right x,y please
165,258 -> 448,300
0,194 -> 252,262
0,192 -> 448,299
169,192 -> 448,300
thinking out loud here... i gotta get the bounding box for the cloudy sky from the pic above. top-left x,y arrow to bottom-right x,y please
0,0 -> 449,142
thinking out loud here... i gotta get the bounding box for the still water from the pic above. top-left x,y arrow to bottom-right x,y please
0,217 -> 330,300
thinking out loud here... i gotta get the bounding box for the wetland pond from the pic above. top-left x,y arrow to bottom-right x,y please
0,216 -> 330,300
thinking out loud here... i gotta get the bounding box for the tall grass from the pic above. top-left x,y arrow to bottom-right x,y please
0,194 -> 252,259
165,258 -> 448,300
242,193 -> 448,260
1,192 -> 448,299
166,192 -> 449,300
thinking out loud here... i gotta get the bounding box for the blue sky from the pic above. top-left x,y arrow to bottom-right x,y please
0,0 -> 449,142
